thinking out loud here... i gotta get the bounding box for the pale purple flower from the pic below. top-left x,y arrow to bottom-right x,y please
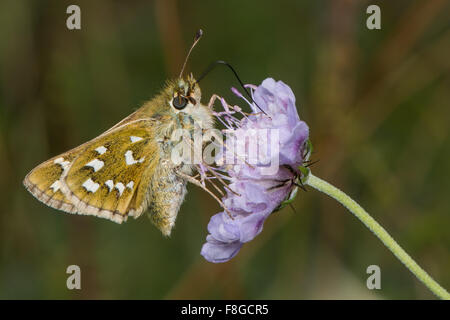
201,78 -> 310,263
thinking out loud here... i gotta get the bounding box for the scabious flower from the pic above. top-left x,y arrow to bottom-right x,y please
201,78 -> 310,263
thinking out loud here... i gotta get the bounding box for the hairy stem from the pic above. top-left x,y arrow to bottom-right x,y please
305,173 -> 450,299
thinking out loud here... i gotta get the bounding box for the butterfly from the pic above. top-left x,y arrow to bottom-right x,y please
23,30 -> 213,236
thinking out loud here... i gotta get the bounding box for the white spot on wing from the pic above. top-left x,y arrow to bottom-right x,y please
130,136 -> 143,143
115,182 -> 125,196
85,159 -> 104,172
95,146 -> 107,155
105,180 -> 114,192
126,181 -> 134,190
54,157 -> 70,170
125,150 -> 145,165
50,181 -> 61,192
82,178 -> 100,193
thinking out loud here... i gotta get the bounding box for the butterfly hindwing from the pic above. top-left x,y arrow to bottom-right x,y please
24,119 -> 160,223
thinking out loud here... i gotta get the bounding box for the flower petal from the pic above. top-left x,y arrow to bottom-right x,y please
200,236 -> 243,263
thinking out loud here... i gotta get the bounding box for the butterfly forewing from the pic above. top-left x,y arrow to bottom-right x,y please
24,148 -> 81,214
24,119 -> 160,223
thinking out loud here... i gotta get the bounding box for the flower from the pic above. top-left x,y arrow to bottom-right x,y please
200,78 -> 310,263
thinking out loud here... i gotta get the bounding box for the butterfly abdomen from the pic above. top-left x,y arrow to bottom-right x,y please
146,159 -> 188,236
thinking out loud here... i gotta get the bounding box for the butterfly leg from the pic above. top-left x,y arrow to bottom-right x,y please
207,94 -> 220,110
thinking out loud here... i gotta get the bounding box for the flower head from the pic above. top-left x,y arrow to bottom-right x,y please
201,78 -> 310,263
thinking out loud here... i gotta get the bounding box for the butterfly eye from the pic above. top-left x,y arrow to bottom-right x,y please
172,96 -> 188,110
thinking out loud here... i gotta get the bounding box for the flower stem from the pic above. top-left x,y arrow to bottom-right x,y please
304,173 -> 450,299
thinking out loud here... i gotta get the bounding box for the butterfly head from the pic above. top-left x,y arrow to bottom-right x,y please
169,74 -> 200,111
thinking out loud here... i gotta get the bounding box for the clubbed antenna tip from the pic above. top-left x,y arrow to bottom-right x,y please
179,29 -> 203,79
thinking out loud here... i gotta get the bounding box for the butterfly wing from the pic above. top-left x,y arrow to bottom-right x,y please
24,149 -> 80,215
24,118 -> 160,224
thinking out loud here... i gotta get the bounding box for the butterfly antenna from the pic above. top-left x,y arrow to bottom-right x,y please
179,29 -> 203,79
196,60 -> 267,115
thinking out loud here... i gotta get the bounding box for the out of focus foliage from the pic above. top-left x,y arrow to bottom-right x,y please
0,0 -> 449,299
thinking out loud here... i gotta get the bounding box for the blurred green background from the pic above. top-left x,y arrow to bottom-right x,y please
1,0 -> 449,299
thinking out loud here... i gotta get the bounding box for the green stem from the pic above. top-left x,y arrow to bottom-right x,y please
304,173 -> 450,300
